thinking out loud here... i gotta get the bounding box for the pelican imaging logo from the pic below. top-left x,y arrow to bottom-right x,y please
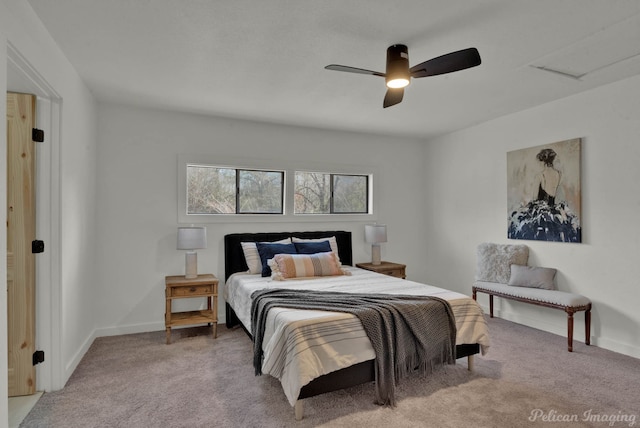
529,409 -> 637,426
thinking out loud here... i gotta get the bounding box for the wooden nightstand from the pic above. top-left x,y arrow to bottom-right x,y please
356,261 -> 406,279
165,274 -> 218,344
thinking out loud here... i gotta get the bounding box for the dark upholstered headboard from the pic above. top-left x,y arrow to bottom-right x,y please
224,231 -> 352,280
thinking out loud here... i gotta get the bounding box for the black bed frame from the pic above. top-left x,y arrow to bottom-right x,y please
223,231 -> 480,401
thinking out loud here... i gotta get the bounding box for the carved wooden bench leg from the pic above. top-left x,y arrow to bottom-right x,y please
472,288 -> 494,318
566,309 -> 575,352
489,294 -> 494,318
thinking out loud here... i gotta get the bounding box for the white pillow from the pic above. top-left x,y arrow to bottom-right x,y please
241,238 -> 292,274
291,236 -> 341,263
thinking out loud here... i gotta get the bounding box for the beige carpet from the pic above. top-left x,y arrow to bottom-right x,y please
21,317 -> 639,427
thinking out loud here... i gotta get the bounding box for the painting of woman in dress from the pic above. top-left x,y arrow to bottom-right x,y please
507,139 -> 581,243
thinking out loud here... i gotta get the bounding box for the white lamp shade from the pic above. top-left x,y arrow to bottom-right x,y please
365,224 -> 387,244
177,227 -> 207,250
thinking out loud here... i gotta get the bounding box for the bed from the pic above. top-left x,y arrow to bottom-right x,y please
223,231 -> 489,419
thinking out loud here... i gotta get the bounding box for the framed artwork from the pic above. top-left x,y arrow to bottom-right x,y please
507,138 -> 581,243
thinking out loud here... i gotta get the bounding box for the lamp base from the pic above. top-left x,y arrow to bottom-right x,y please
185,251 -> 198,279
371,244 -> 381,265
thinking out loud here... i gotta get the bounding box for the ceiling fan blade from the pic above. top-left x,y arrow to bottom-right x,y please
410,47 -> 481,78
325,64 -> 385,77
383,88 -> 404,108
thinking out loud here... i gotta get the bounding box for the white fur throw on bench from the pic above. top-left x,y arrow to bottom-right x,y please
472,242 -> 591,352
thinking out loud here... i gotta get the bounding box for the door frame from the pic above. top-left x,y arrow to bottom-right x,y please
7,42 -> 63,392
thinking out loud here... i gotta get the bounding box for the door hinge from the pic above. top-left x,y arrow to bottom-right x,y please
32,128 -> 45,142
33,350 -> 45,366
32,240 -> 45,254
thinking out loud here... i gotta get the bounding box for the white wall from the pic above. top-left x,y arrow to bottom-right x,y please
94,103 -> 428,335
1,2 -> 98,425
421,74 -> 640,358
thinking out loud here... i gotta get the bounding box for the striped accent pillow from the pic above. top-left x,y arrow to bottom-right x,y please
269,252 -> 349,280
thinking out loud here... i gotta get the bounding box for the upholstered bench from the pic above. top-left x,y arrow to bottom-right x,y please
472,242 -> 591,352
472,281 -> 591,352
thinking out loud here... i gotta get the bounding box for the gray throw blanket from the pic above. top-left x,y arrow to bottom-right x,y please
251,288 -> 457,406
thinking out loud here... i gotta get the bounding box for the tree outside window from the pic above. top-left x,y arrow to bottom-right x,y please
294,171 -> 368,214
187,165 -> 283,214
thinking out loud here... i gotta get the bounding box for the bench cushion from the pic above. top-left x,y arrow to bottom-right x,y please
474,281 -> 591,307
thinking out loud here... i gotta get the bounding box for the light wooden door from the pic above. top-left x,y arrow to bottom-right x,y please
6,92 -> 37,396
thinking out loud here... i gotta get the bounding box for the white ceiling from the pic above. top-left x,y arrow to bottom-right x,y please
25,0 -> 640,139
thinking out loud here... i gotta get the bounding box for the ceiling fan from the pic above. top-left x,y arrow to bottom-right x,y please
325,45 -> 481,108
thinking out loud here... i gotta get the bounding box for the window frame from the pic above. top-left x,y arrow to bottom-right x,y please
185,164 -> 285,215
236,168 -> 285,215
294,171 -> 370,215
178,155 -> 378,224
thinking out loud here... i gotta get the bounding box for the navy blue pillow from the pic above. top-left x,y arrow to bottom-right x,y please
256,242 -> 297,277
294,241 -> 332,255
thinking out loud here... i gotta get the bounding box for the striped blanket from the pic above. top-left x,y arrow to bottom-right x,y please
251,288 -> 457,406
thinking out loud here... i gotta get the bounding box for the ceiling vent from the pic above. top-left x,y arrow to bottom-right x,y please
531,13 -> 640,80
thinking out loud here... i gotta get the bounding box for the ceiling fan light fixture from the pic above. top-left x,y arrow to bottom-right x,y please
385,44 -> 411,89
386,77 -> 410,88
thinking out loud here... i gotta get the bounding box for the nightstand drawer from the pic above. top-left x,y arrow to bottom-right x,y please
171,284 -> 213,297
379,268 -> 405,278
356,261 -> 406,279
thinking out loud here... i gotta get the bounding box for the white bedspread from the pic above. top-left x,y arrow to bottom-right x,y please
224,267 -> 490,406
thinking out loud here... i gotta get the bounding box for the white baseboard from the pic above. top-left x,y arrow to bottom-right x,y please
492,307 -> 573,338
63,321 -> 162,386
94,318 -> 233,338
64,330 -> 97,387
94,321 -> 166,338
591,336 -> 640,359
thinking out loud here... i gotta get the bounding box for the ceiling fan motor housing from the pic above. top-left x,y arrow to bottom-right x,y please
385,44 -> 410,87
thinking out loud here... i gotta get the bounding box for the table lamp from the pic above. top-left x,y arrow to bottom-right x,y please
365,224 -> 387,265
177,226 -> 207,279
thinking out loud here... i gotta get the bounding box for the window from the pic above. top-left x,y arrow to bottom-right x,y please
294,171 -> 369,214
187,165 -> 284,214
179,155 -> 376,223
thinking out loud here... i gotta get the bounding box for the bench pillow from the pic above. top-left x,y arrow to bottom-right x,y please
269,252 -> 348,280
475,242 -> 529,284
508,265 -> 557,290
